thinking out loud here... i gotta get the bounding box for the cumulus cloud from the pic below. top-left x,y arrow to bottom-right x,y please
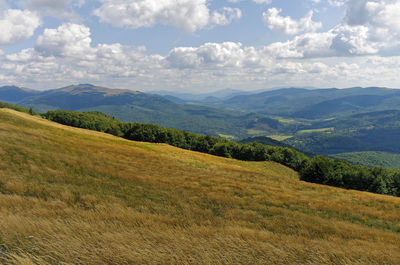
4,37 -> 400,90
328,0 -> 346,7
263,23 -> 384,58
0,9 -> 41,45
346,0 -> 400,32
166,42 -> 269,69
263,8 -> 322,35
18,0 -> 83,19
35,23 -> 94,58
93,0 -> 241,32
342,0 -> 400,51
210,7 -> 242,27
263,0 -> 400,59
227,0 -> 271,3
253,0 -> 272,3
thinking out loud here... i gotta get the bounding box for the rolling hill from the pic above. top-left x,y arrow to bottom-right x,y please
0,85 -> 39,103
284,110 -> 400,156
0,84 -> 282,139
332,151 -> 400,170
0,108 -> 400,264
208,86 -> 400,119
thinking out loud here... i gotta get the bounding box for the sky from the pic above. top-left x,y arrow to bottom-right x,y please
0,0 -> 400,92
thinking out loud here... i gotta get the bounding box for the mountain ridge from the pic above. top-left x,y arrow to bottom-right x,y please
0,84 -> 283,139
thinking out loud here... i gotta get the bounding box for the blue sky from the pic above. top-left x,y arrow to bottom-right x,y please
0,0 -> 399,92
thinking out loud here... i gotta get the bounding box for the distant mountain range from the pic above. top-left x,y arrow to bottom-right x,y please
167,86 -> 400,119
0,84 -> 281,139
0,85 -> 40,103
3,83 -> 400,168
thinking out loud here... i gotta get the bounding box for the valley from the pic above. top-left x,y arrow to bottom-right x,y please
2,84 -> 400,168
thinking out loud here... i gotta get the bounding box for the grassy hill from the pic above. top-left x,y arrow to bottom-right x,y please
0,109 -> 399,264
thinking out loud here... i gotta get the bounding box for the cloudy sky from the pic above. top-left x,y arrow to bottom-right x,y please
0,0 -> 400,92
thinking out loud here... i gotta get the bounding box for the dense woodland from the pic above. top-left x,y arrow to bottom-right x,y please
40,109 -> 400,197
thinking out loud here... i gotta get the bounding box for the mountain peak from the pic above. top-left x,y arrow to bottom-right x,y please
57,84 -> 142,96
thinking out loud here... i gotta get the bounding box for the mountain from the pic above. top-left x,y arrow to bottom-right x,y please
1,108 -> 399,264
0,84 -> 282,139
284,110 -> 400,155
0,85 -> 39,103
215,87 -> 400,119
152,88 -> 253,102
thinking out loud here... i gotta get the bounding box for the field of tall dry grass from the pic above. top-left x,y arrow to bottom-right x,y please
0,108 -> 399,264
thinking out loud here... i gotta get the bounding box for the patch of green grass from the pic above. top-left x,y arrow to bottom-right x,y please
267,135 -> 293,141
246,129 -> 267,135
217,133 -> 236,140
297,127 -> 334,135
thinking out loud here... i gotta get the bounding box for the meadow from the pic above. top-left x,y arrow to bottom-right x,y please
0,109 -> 399,264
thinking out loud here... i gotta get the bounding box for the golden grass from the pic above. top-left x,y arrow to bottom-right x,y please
0,108 -> 399,264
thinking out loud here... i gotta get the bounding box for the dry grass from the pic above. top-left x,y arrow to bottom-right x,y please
0,108 -> 399,264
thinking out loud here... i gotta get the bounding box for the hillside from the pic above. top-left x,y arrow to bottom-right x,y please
0,86 -> 39,103
284,110 -> 400,155
332,151 -> 400,170
212,87 -> 400,119
0,84 -> 282,139
0,109 -> 399,264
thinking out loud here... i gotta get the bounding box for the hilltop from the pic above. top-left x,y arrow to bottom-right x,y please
0,108 -> 399,264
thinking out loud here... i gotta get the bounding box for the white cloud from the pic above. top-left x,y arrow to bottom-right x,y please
331,24 -> 379,55
264,31 -> 335,58
346,0 -> 400,32
210,7 -> 242,27
20,0 -> 70,12
5,37 -> 400,91
0,9 -> 41,45
35,23 -> 94,58
263,8 -> 322,35
227,0 -> 272,3
19,0 -> 85,20
342,0 -> 400,51
253,0 -> 272,4
263,0 -> 400,59
93,0 -> 241,32
263,23 -> 383,58
328,0 -> 346,7
166,42 -> 270,69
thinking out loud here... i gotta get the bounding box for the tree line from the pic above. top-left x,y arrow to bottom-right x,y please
41,110 -> 400,197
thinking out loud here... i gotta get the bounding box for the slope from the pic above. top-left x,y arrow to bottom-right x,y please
285,110 -> 400,155
0,109 -> 400,264
0,86 -> 39,104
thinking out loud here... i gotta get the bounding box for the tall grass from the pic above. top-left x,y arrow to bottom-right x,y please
0,109 -> 399,264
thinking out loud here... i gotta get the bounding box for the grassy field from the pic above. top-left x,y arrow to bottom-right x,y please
267,134 -> 293,141
0,109 -> 399,264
